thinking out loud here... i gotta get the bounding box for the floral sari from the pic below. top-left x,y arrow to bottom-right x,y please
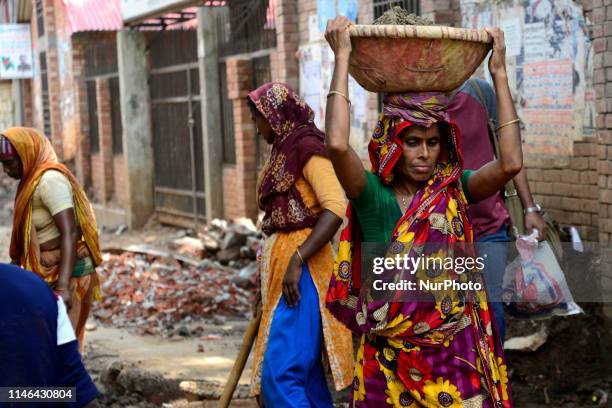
326,93 -> 511,407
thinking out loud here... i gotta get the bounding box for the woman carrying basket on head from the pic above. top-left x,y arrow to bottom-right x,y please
324,17 -> 520,407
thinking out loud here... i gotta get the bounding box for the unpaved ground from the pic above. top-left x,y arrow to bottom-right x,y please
84,320 -> 252,384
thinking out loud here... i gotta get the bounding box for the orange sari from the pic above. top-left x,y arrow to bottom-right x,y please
4,127 -> 102,345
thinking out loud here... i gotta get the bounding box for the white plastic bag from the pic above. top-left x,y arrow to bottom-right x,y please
502,230 -> 583,319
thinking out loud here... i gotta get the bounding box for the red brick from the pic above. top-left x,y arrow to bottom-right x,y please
581,170 -> 599,185
534,181 -> 553,195
600,160 -> 612,175
552,182 -> 573,197
600,130 -> 612,144
600,204 -> 609,218
602,218 -> 612,233
570,157 -> 589,170
570,212 -> 592,226
574,142 -> 598,156
565,170 -> 581,183
602,189 -> 612,204
543,195 -> 562,209
593,24 -> 604,38
561,197 -> 583,211
543,169 -> 562,182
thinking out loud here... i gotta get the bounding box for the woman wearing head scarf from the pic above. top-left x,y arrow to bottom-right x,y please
0,127 -> 101,348
324,17 -> 521,407
247,82 -> 354,406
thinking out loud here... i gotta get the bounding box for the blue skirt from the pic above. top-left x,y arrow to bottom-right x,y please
261,264 -> 333,408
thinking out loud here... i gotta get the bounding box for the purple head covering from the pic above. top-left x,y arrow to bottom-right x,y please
368,91 -> 461,185
0,135 -> 17,160
247,82 -> 328,235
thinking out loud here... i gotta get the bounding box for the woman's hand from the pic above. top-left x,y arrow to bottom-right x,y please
525,212 -> 547,241
485,27 -> 507,78
325,16 -> 352,59
56,287 -> 73,310
282,254 -> 303,307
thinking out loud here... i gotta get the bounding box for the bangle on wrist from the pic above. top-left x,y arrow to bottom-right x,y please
327,90 -> 351,105
496,118 -> 520,132
524,203 -> 542,215
295,246 -> 305,264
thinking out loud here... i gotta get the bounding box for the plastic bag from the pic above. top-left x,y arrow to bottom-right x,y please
502,230 -> 583,319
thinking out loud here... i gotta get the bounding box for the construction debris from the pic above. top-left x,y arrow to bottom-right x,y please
179,380 -> 251,402
94,252 -> 256,336
504,324 -> 549,352
93,218 -> 262,336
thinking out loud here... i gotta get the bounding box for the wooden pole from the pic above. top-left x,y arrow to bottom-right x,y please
217,308 -> 262,408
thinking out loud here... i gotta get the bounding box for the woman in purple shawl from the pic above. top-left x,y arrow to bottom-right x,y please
324,17 -> 522,407
247,82 -> 354,407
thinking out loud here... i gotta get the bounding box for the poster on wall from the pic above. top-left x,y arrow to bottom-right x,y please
0,24 -> 33,79
460,0 -> 594,158
500,18 -> 522,57
299,43 -> 324,127
522,59 -> 574,155
317,0 -> 359,32
298,40 -> 369,147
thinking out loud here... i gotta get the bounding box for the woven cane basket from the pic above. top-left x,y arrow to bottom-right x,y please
348,25 -> 492,93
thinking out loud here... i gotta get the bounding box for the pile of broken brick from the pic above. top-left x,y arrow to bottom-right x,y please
93,219 -> 260,336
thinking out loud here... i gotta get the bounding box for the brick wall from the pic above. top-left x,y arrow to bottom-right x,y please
423,0 -> 462,26
589,0 -> 612,243
222,165 -> 240,219
21,79 -> 33,126
95,77 -> 114,203
271,0 -> 299,87
43,0 -> 63,157
297,0 -> 317,44
71,38 -> 91,187
529,138 -> 600,241
224,58 -> 258,221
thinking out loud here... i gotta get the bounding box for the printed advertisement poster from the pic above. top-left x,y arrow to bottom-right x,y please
460,0 -> 594,157
0,24 -> 33,79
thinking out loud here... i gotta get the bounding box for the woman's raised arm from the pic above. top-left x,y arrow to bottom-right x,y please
324,17 -> 367,199
466,27 -> 523,202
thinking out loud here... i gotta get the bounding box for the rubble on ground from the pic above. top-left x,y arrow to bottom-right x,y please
180,380 -> 251,401
93,218 -> 260,336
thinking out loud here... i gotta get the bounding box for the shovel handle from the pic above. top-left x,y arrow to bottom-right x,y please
217,308 -> 262,408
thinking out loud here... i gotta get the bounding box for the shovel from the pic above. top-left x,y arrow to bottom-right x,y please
217,308 -> 262,408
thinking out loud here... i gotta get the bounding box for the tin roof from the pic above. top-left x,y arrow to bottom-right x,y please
62,0 -> 123,35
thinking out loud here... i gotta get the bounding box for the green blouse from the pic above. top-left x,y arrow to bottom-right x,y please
351,170 -> 474,243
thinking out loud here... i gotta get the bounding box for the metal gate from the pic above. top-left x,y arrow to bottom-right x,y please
149,30 -> 205,228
